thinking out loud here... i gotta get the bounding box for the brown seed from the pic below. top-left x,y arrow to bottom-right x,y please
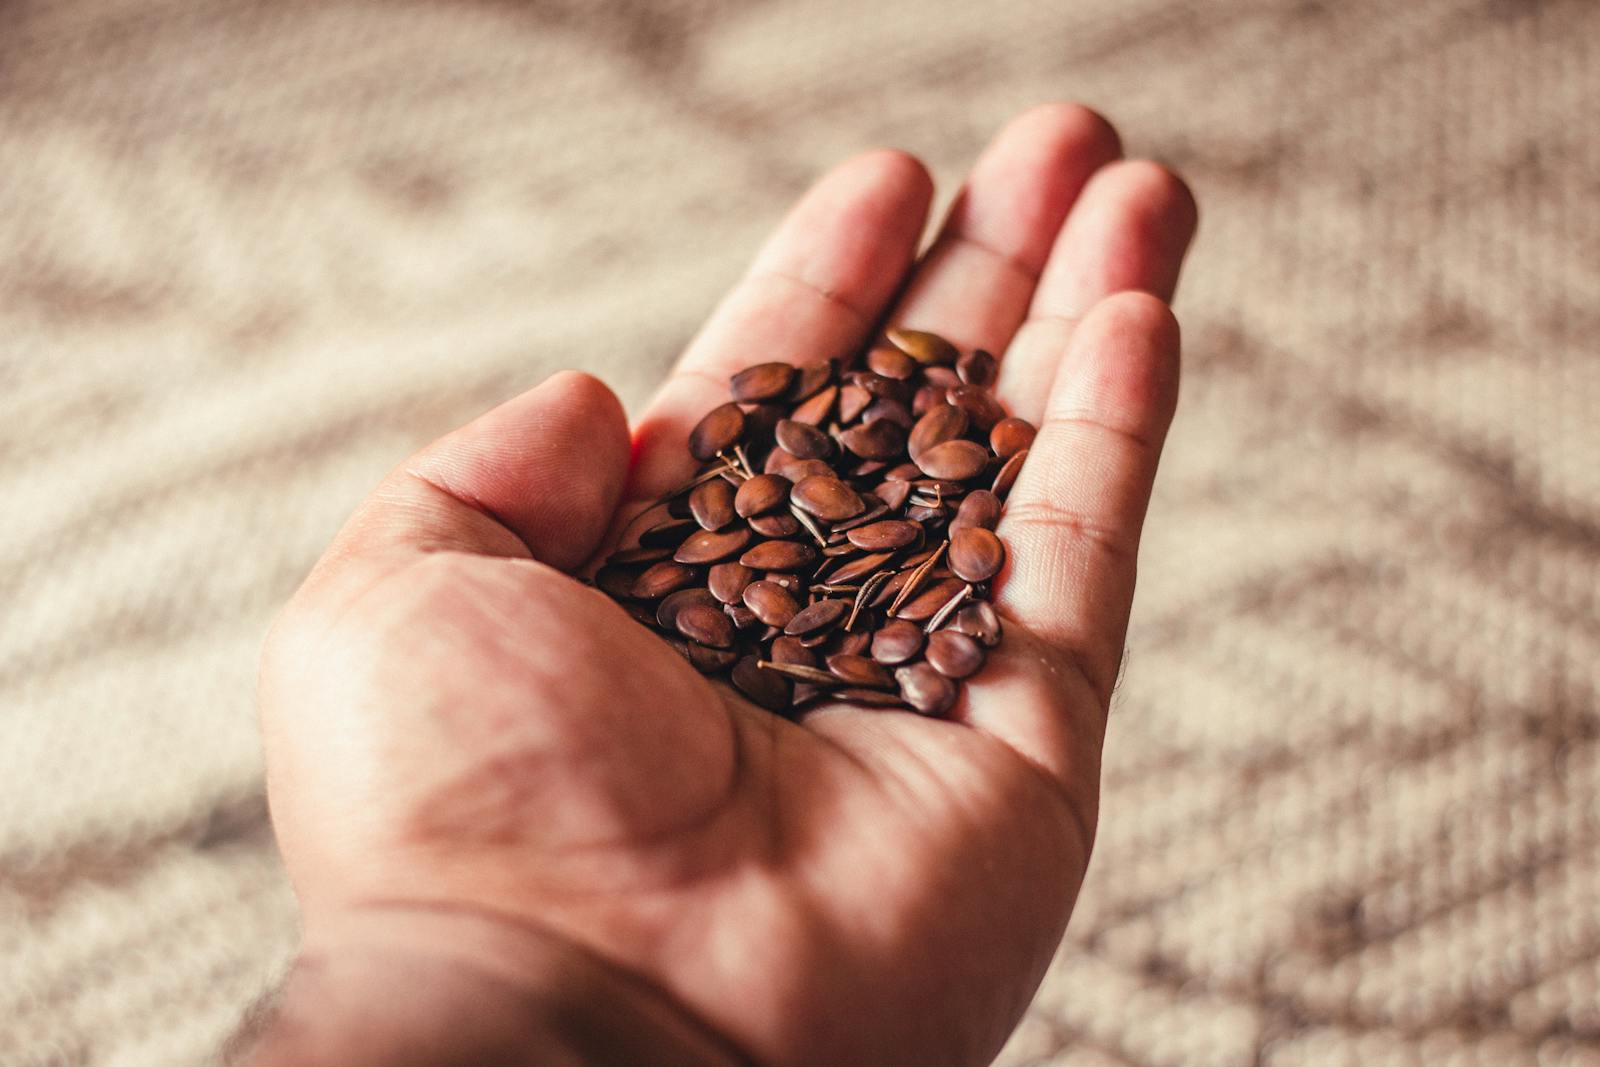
950,489 -> 1001,532
742,403 -> 783,445
876,479 -> 912,510
912,383 -> 946,416
707,562 -> 756,604
657,586 -> 719,630
675,603 -> 734,648
639,517 -> 697,547
740,539 -> 818,571
623,601 -> 658,628
729,362 -> 796,402
725,602 -> 761,630
852,371 -> 909,402
948,527 -> 1006,582
837,382 -> 872,423
784,598 -> 850,636
791,475 -> 865,522
735,473 -> 791,517
632,561 -> 697,599
753,660 -> 841,687
766,572 -> 806,594
867,346 -> 918,380
826,653 -> 895,689
606,545 -> 672,565
595,565 -> 637,599
830,495 -> 889,532
847,520 -> 921,551
951,600 -> 1002,647
764,446 -> 798,475
871,568 -> 913,607
786,359 -> 836,402
861,398 -> 913,429
871,619 -> 925,665
689,478 -> 737,531
779,458 -> 834,482
749,512 -> 801,538
742,580 -> 801,628
775,419 -> 833,460
923,366 -> 962,389
947,385 -> 1005,432
829,629 -> 872,657
789,383 -> 838,426
673,527 -> 752,564
908,404 -> 969,458
687,643 -> 739,674
991,448 -> 1027,497
688,402 -> 746,461
989,417 -> 1036,459
895,577 -> 967,622
956,349 -> 998,387
769,635 -> 818,668
915,439 -> 991,481
825,550 -> 896,584
925,630 -> 984,679
838,419 -> 905,461
896,662 -> 957,716
732,655 -> 792,711
885,327 -> 958,366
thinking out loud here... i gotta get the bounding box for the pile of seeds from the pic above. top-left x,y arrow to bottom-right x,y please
593,328 -> 1032,718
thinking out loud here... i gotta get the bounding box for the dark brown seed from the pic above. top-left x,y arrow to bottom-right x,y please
906,504 -> 945,524
775,419 -> 833,460
688,402 -> 746,461
871,568 -> 914,607
742,580 -> 801,628
867,346 -> 918,380
989,417 -> 1036,459
947,385 -> 1004,432
784,598 -> 849,636
883,462 -> 923,481
676,603 -> 734,648
733,655 -> 792,711
835,687 -> 907,707
915,439 -> 991,481
765,572 -> 806,594
632,561 -> 697,599
787,360 -> 836,402
826,550 -> 896,584
606,545 -> 672,565
754,660 -> 840,686
861,398 -> 913,429
749,511 -> 801,537
908,404 -> 969,458
912,383 -> 946,416
791,475 -> 865,521
991,448 -> 1027,497
623,601 -> 659,628
707,562 -> 756,604
764,446 -> 798,475
852,459 -> 890,478
949,527 -> 1006,582
826,653 -> 895,689
871,620 -> 925,665
847,519 -> 920,551
829,629 -> 872,657
639,517 -> 697,548
950,489 -> 1001,532
725,602 -> 761,629
838,419 -> 905,461
923,366 -> 961,389
895,577 -> 968,622
837,382 -> 872,423
896,662 -> 957,716
829,495 -> 889,532
876,479 -> 912,510
951,600 -> 1002,647
886,327 -> 958,366
687,643 -> 739,673
729,362 -> 796,402
742,403 -> 783,444
789,383 -> 838,426
956,349 -> 998,387
780,458 -> 835,482
657,586 -> 719,630
735,473 -> 791,517
769,635 -> 818,668
673,527 -> 752,564
595,565 -> 637,599
689,478 -> 737,531
740,539 -> 818,571
925,631 -> 984,679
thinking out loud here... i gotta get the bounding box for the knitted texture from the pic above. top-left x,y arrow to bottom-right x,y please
2,2 -> 1597,1064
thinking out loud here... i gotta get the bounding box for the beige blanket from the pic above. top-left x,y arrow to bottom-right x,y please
3,1 -> 1597,1063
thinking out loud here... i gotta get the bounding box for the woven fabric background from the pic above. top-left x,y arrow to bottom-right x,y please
3,1 -> 1598,1064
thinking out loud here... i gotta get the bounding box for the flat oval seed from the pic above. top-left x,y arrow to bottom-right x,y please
826,653 -> 895,689
791,475 -> 865,521
895,577 -> 968,621
925,630 -> 984,679
896,662 -> 957,716
947,385 -> 1005,432
915,439 -> 991,481
951,600 -> 1002,647
992,448 -> 1028,497
876,479 -> 912,510
740,539 -> 818,571
775,418 -> 833,460
885,327 -> 959,366
676,603 -> 734,648
989,417 -> 1037,459
956,349 -> 998,387
908,404 -> 969,458
632,561 -> 697,599
743,580 -> 801,628
729,362 -> 795,402
825,550 -> 896,584
949,527 -> 1006,582
606,545 -> 672,565
837,382 -> 872,423
725,602 -> 761,629
657,587 -> 719,630
688,402 -> 746,461
732,655 -> 792,712
871,619 -> 925,665
862,398 -> 913,429
707,562 -> 756,604
639,517 -> 696,547
595,565 -> 637,599
829,630 -> 872,657
687,644 -> 739,674
847,520 -> 920,551
789,384 -> 838,426
673,527 -> 752,564
786,360 -> 836,402
769,635 -> 818,668
950,489 -> 1002,532
838,419 -> 905,461
689,478 -> 737,530
866,346 -> 917,380
784,598 -> 850,636
735,473 -> 790,517
748,512 -> 801,538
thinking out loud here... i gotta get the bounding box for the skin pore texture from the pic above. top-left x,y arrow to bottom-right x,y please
243,102 -> 1197,1067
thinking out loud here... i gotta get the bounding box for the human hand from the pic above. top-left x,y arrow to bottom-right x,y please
248,103 -> 1196,1067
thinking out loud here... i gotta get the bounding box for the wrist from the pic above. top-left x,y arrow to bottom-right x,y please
234,902 -> 751,1067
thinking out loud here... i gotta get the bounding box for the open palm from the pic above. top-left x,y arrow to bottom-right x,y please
257,104 -> 1196,1067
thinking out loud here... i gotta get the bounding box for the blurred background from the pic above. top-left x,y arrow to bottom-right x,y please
2,1 -> 1597,1064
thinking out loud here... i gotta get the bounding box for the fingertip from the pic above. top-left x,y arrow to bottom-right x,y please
1052,291 -> 1182,439
1004,101 -> 1123,163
